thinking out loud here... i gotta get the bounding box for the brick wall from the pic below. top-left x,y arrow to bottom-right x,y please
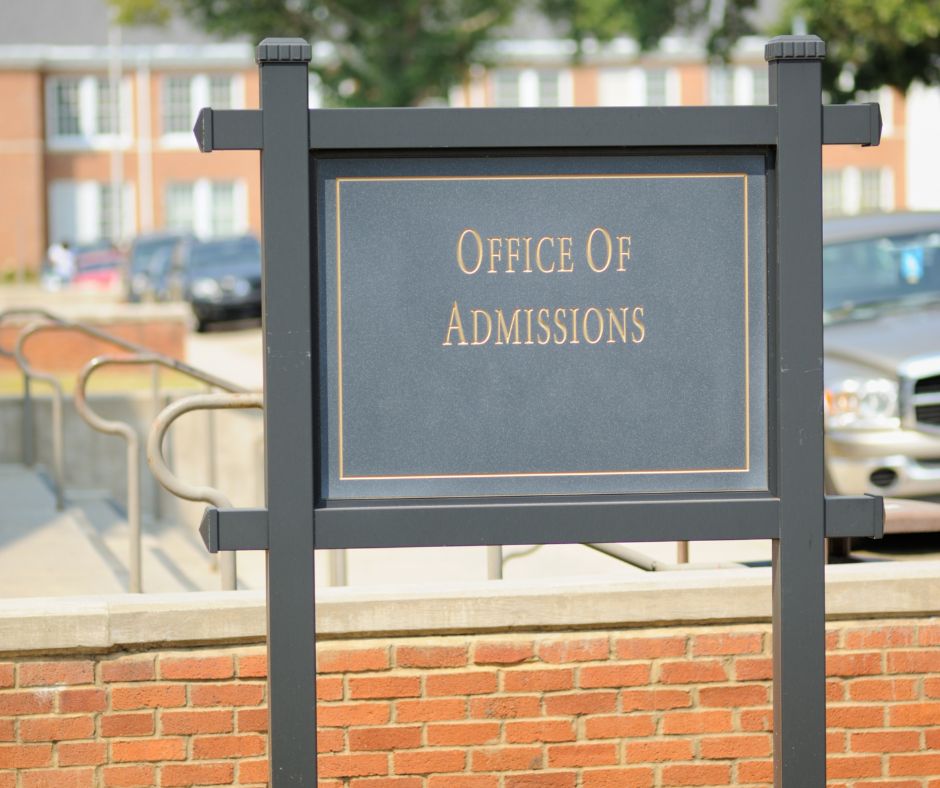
1,618 -> 938,787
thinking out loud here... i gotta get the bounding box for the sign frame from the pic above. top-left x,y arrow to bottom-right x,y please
195,35 -> 885,786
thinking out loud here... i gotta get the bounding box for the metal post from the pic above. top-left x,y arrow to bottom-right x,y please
256,38 -> 318,786
487,545 -> 503,579
767,35 -> 827,786
22,372 -> 34,466
328,550 -> 347,586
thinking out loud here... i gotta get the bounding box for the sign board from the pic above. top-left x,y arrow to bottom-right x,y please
320,155 -> 767,499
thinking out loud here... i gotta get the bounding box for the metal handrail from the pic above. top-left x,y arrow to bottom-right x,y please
76,354 -> 251,592
147,391 -> 265,590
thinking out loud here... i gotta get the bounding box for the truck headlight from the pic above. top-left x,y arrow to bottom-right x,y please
824,377 -> 899,429
191,278 -> 222,300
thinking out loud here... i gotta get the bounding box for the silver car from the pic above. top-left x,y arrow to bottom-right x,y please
824,212 -> 940,498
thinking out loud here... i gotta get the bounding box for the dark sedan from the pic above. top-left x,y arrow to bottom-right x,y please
184,236 -> 262,331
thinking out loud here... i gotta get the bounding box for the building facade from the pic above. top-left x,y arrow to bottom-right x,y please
1,4 -> 938,275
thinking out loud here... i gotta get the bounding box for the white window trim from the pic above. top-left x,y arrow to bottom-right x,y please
492,68 -> 574,108
160,73 -> 245,150
169,178 -> 249,239
46,75 -> 133,152
842,166 -> 861,215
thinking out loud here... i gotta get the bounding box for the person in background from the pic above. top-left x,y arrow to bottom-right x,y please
45,240 -> 75,289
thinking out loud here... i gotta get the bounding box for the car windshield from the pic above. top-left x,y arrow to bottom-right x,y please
132,237 -> 180,273
188,237 -> 261,269
823,231 -> 940,323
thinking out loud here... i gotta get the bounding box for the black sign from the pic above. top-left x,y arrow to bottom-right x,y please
320,156 -> 767,499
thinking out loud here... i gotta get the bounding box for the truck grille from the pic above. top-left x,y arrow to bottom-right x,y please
914,374 -> 940,395
917,403 -> 940,426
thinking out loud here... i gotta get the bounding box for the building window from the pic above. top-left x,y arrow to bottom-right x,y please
47,76 -> 129,145
645,69 -> 668,106
49,180 -> 136,245
751,68 -> 769,105
860,169 -> 885,213
823,171 -> 844,217
491,69 -> 570,108
164,180 -> 247,238
161,74 -> 241,143
709,66 -> 733,105
709,66 -> 769,105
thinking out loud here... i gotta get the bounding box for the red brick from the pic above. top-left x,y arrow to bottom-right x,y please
470,696 -> 540,720
427,778 -> 495,788
918,624 -> 940,645
927,677 -> 940,698
189,683 -> 264,707
58,742 -> 107,766
889,703 -> 940,727
19,661 -> 93,687
660,660 -> 727,684
579,664 -> 650,688
737,760 -> 773,783
318,647 -> 390,673
319,702 -> 391,727
584,715 -> 656,739
426,672 -> 497,696
161,710 -> 233,735
504,774 -> 576,788
699,735 -> 771,759
626,740 -> 693,762
100,658 -> 154,683
698,685 -> 768,707
396,645 -> 467,669
828,706 -> 885,728
350,726 -> 422,751
58,688 -> 106,713
661,763 -> 731,785
827,731 -> 846,754
826,652 -> 882,677
582,767 -> 655,787
111,684 -> 186,710
101,713 -> 155,738
349,676 -> 421,700
506,720 -> 576,743
692,632 -> 763,656
0,773 -> 11,788
21,769 -> 94,788
538,638 -> 608,664
111,738 -> 186,762
735,657 -> 773,681
826,755 -> 881,779
891,754 -> 940,776
620,689 -> 692,711
739,709 -> 773,732
0,720 -> 12,742
238,759 -> 269,784
849,678 -> 918,702
928,728 -> 940,749
318,676 -> 343,700
193,733 -> 265,759
238,708 -> 268,733
397,698 -> 467,723
662,710 -> 733,735
102,765 -> 155,787
503,668 -> 573,692
426,722 -> 499,746
474,641 -> 534,665
827,679 -> 844,701
842,625 -> 915,649
0,665 -> 12,689
160,655 -> 234,681
851,731 -> 921,753
238,653 -> 267,678
473,746 -> 543,771
0,744 -> 52,768
19,715 -> 94,741
887,650 -> 940,673
548,742 -> 618,768
615,636 -> 686,660
0,691 -> 54,715
394,750 -> 465,774
160,762 -> 235,786
543,691 -> 617,716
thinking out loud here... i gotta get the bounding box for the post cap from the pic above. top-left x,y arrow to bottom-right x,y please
765,35 -> 826,62
256,37 -> 311,64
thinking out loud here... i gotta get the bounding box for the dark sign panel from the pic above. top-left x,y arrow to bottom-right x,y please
318,155 -> 767,499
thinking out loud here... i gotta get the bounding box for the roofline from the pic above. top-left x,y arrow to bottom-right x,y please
0,43 -> 255,70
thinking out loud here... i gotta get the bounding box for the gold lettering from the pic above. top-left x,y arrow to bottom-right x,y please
457,228 -> 483,274
631,306 -> 646,343
442,301 -> 468,346
569,307 -> 580,343
552,308 -> 568,344
487,237 -> 503,274
558,236 -> 574,272
536,308 -> 551,344
495,308 -> 522,345
522,237 -> 533,272
607,307 -> 629,344
524,308 -> 535,344
506,237 -> 519,273
586,226 -> 612,273
583,307 -> 604,344
617,235 -> 632,271
472,309 -> 492,345
536,236 -> 556,273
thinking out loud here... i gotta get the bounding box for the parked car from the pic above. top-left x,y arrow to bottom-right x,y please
182,235 -> 262,331
72,242 -> 125,290
125,233 -> 191,302
824,212 -> 940,499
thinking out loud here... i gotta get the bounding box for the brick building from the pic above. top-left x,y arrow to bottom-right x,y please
2,1 -> 938,275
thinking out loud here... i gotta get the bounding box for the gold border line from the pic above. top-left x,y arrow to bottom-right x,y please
335,173 -> 752,482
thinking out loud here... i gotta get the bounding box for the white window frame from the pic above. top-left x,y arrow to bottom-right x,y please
48,179 -> 136,245
490,68 -> 573,108
160,73 -> 245,149
45,75 -> 133,151
164,178 -> 249,239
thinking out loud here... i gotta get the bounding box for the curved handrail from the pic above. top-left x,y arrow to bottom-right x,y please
147,391 -> 264,591
76,354 -> 250,592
